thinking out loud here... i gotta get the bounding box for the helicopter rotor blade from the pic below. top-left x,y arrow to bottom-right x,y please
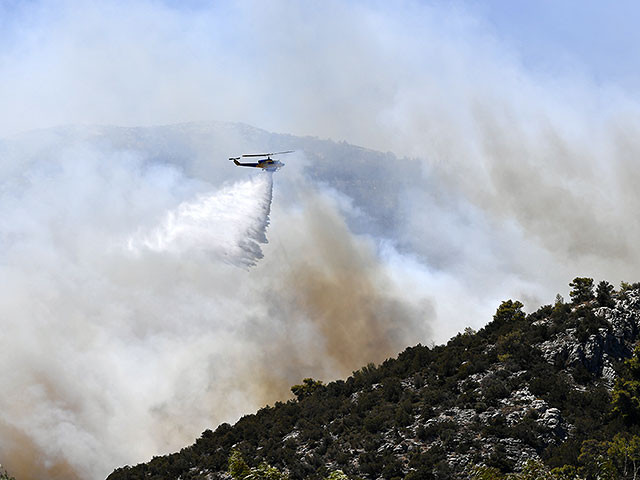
270,150 -> 294,155
241,150 -> 294,158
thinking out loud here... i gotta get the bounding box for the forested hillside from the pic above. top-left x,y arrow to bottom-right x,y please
107,279 -> 640,480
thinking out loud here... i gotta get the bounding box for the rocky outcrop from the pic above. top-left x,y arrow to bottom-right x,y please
540,290 -> 640,382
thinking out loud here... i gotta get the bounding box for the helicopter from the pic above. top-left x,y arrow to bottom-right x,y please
229,151 -> 293,172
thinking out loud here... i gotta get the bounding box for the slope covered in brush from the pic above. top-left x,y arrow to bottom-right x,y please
107,280 -> 640,479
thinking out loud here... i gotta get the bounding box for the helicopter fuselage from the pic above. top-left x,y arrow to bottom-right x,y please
231,158 -> 284,171
229,151 -> 292,172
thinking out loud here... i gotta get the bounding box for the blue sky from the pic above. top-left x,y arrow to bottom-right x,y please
470,0 -> 640,88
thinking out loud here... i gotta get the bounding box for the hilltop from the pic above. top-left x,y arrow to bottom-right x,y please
107,278 -> 640,479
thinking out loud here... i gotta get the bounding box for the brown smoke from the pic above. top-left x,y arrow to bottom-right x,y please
225,189 -> 433,410
287,207 -> 420,372
0,422 -> 80,480
269,191 -> 431,377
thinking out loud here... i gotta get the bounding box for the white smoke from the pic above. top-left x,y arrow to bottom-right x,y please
127,173 -> 273,268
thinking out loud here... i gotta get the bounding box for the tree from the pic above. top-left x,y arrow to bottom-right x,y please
472,461 -> 581,480
472,466 -> 504,480
246,463 -> 288,480
324,471 -> 350,480
291,378 -> 324,401
569,278 -> 595,304
516,460 -> 558,480
494,300 -> 525,323
549,465 -> 581,480
620,282 -> 640,293
484,300 -> 525,339
229,449 -> 251,479
607,434 -> 640,479
464,326 -> 477,336
612,346 -> 640,425
228,450 -> 288,480
382,376 -> 402,402
577,440 -> 615,479
596,281 -> 615,308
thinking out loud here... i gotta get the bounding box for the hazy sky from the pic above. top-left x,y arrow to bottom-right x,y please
2,1 -> 640,479
1,0 -> 639,138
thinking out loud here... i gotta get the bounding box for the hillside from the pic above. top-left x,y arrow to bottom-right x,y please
106,279 -> 640,480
